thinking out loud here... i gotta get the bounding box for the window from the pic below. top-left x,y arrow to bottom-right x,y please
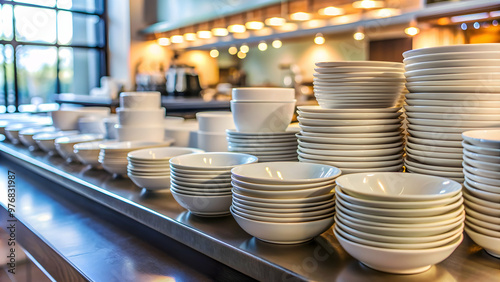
0,0 -> 106,113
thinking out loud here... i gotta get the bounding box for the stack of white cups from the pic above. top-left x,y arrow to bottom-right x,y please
196,111 -> 235,152
116,92 -> 165,142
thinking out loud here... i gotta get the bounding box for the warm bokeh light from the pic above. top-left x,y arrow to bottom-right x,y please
212,27 -> 229,36
277,23 -> 298,32
240,44 -> 249,53
183,33 -> 197,41
237,51 -> 246,59
437,17 -> 451,25
197,30 -> 212,39
245,21 -> 264,30
258,41 -> 268,51
209,49 -> 219,58
352,0 -> 385,9
265,17 -> 286,26
353,31 -> 365,40
314,33 -> 325,45
228,46 -> 238,55
290,12 -> 311,21
405,26 -> 420,36
228,24 -> 246,33
170,35 -> 183,43
272,39 -> 282,48
319,6 -> 344,16
303,19 -> 326,29
157,37 -> 170,46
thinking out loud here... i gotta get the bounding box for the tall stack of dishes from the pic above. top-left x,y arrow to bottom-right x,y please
297,61 -> 406,174
403,44 -> 500,181
227,88 -> 298,162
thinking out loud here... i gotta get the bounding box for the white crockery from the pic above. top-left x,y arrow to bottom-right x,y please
170,152 -> 258,171
232,87 -> 295,101
117,107 -> 165,126
465,226 -> 500,258
171,189 -> 232,216
231,100 -> 296,133
54,134 -> 104,161
116,125 -> 165,142
462,129 -> 500,149
33,131 -> 79,152
198,131 -> 228,152
128,174 -> 171,191
128,147 -> 203,161
50,107 -> 110,130
119,91 -> 161,109
196,111 -> 235,133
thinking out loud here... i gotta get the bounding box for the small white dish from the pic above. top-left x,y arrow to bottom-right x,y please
170,152 -> 257,171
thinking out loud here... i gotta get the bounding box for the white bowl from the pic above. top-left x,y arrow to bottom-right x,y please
170,189 -> 232,216
171,177 -> 232,189
100,140 -> 174,152
463,155 -> 500,171
464,199 -> 500,217
233,188 -> 334,204
405,163 -> 463,179
119,91 -> 161,109
465,176 -> 500,194
407,136 -> 462,148
196,111 -> 234,133
128,147 -> 203,161
464,181 -> 500,203
232,202 -> 335,219
232,181 -> 334,199
117,107 -> 165,126
74,140 -> 113,167
462,141 -> 500,156
164,120 -> 198,147
231,177 -> 335,191
19,127 -> 56,147
463,149 -> 500,164
233,198 -> 334,213
463,189 -> 500,210
231,100 -> 296,133
197,131 -> 228,152
101,162 -> 128,175
232,87 -> 295,101
232,205 -> 334,223
463,129 -> 500,149
465,226 -> 500,258
54,134 -> 103,161
171,168 -> 231,178
231,207 -> 334,244
170,152 -> 258,171
298,117 -> 400,126
297,133 -> 403,145
300,124 -> 401,134
50,107 -> 110,130
33,131 -> 79,152
465,207 -> 500,225
335,227 -> 463,274
336,172 -> 461,201
298,146 -> 402,158
128,174 -> 170,190
164,116 -> 185,127
116,125 -> 165,142
170,173 -> 230,184
466,215 -> 500,232
464,170 -> 500,187
231,162 -> 341,185
297,110 -> 401,120
407,142 -> 463,154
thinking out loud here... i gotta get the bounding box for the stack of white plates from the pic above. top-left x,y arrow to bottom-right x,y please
313,61 -> 405,109
98,140 -> 174,176
33,130 -> 79,153
226,128 -> 299,162
403,44 -> 500,181
126,147 -> 203,191
169,152 -> 258,216
297,106 -> 404,174
461,129 -> 500,258
230,162 -> 341,244
74,140 -> 113,169
334,172 -> 464,274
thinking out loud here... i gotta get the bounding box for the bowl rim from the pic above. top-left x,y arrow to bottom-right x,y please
169,152 -> 258,170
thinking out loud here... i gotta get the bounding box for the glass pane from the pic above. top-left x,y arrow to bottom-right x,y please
59,47 -> 101,95
14,6 -> 56,44
1,4 -> 14,40
58,11 -> 104,47
16,45 -> 57,104
57,0 -> 103,14
5,44 -> 15,110
0,45 -> 5,109
14,0 -> 56,8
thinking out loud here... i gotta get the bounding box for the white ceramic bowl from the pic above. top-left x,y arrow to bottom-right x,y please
54,134 -> 103,160
170,152 -> 258,171
196,111 -> 234,133
74,140 -> 113,167
117,107 -> 165,126
465,226 -> 500,258
464,181 -> 500,203
164,120 -> 198,147
231,207 -> 334,244
197,131 -> 228,152
33,131 -> 79,152
19,126 -> 56,147
463,189 -> 500,210
232,181 -> 334,199
233,189 -> 334,204
50,107 -> 110,130
164,116 -> 185,127
103,115 -> 118,139
171,189 -> 232,216
116,125 -> 165,142
463,129 -> 500,149
336,172 -> 461,201
231,100 -> 296,132
231,177 -> 336,191
171,168 -> 231,178
463,141 -> 500,156
128,147 -> 203,161
128,174 -> 170,190
119,91 -> 161,109
233,198 -> 334,213
77,115 -> 106,134
231,162 -> 341,185
232,87 -> 295,101
465,176 -> 500,194
232,205 -> 334,223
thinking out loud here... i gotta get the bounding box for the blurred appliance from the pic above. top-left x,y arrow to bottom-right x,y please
166,65 -> 202,97
136,72 -> 167,95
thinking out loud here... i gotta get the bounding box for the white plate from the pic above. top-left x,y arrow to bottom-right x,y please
463,163 -> 500,180
406,99 -> 500,108
406,152 -> 462,167
314,66 -> 404,73
463,155 -> 500,171
318,102 -> 396,109
298,151 -> 402,162
403,44 -> 500,58
405,93 -> 500,101
298,106 -> 401,113
314,86 -> 401,92
228,146 -> 296,153
407,142 -> 463,154
406,112 -> 500,121
225,128 -> 298,137
313,77 -> 406,83
404,105 -> 500,114
407,80 -> 500,87
298,117 -> 400,126
407,117 -> 500,128
297,110 -> 401,120
300,123 -> 401,133
313,72 -> 405,79
462,141 -> 500,156
405,158 -> 463,172
407,124 -> 474,134
313,81 -> 402,87
406,72 -> 500,82
463,149 -> 500,164
298,156 -> 402,169
407,136 -> 462,148
407,85 -> 500,93
298,139 -> 402,150
407,129 -> 462,141
227,141 -> 297,147
406,147 -> 462,160
314,94 -> 400,100
298,145 -> 403,157
403,51 -> 500,64
405,66 -> 500,78
316,61 -> 404,68
297,133 -> 403,145
300,130 -> 401,138
336,165 -> 403,174
462,129 -> 500,149
405,59 -> 500,72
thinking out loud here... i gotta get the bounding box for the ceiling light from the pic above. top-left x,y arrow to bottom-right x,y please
197,30 -> 212,39
228,46 -> 238,55
237,51 -> 246,59
245,21 -> 264,30
405,26 -> 420,36
451,12 -> 489,23
314,33 -> 325,45
353,27 -> 365,40
265,17 -> 286,26
240,44 -> 249,53
437,17 -> 451,25
473,22 -> 480,29
278,23 -> 298,32
170,35 -> 183,43
258,41 -> 268,51
319,6 -> 344,16
272,39 -> 282,48
352,0 -> 385,9
183,33 -> 197,41
228,24 -> 246,33
461,23 -> 468,30
493,20 -> 499,26
157,37 -> 170,46
212,27 -> 229,36
290,12 -> 311,21
209,49 -> 219,58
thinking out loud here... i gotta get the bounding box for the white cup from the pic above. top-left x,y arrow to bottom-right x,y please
117,107 -> 165,126
232,87 -> 295,101
196,111 -> 235,133
119,91 -> 161,109
116,125 -> 165,142
197,131 -> 228,152
230,100 -> 296,133
164,121 -> 199,147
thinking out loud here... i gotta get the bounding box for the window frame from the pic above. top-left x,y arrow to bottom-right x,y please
0,0 -> 108,112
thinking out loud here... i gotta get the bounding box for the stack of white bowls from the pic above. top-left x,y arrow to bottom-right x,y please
33,131 -> 79,154
55,134 -> 104,162
165,120 -> 199,148
228,88 -> 297,161
127,147 -> 203,191
334,172 -> 464,274
74,140 -> 112,169
403,44 -> 500,181
196,112 -> 234,152
230,162 -> 341,244
297,106 -> 404,174
98,140 -> 174,176
169,152 -> 258,216
19,126 -> 56,149
461,129 -> 500,258
313,61 -> 405,109
116,92 -> 165,142
50,107 -> 110,131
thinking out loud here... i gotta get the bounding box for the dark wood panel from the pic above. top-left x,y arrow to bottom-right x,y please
369,38 -> 413,62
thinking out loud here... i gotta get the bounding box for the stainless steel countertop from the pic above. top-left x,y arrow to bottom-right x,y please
0,141 -> 499,281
